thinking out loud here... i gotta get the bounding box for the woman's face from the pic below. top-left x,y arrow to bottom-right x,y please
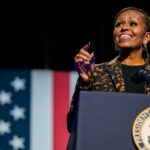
113,10 -> 148,51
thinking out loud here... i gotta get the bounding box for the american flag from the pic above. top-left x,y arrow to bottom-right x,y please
0,69 -> 78,150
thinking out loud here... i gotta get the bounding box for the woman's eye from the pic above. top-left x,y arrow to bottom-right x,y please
115,22 -> 123,27
130,22 -> 138,26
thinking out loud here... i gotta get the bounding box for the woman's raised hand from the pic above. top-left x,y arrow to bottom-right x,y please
74,43 -> 95,81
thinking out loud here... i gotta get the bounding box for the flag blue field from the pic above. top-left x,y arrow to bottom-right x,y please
0,69 -> 78,150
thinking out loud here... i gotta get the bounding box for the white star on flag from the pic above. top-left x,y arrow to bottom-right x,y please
10,77 -> 26,92
10,105 -> 25,121
0,120 -> 11,135
0,90 -> 12,106
9,135 -> 25,150
0,70 -> 78,150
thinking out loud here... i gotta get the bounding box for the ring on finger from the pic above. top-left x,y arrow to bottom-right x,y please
82,58 -> 88,61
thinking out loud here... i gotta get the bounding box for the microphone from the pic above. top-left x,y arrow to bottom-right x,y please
132,69 -> 150,85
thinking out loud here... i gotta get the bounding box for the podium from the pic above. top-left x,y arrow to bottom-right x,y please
76,91 -> 150,150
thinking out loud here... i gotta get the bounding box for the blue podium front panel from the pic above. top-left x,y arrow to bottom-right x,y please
76,92 -> 150,150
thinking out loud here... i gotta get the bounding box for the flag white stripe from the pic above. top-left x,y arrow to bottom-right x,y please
30,70 -> 53,150
69,71 -> 78,103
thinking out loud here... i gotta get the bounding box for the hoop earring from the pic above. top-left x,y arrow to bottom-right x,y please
143,44 -> 148,51
143,44 -> 150,62
115,45 -> 119,51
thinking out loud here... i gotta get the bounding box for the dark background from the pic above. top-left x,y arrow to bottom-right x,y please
0,0 -> 150,70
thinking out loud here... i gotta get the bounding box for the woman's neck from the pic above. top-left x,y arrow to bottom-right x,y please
119,49 -> 145,66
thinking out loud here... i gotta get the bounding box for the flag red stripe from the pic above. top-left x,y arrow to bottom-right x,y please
53,71 -> 70,150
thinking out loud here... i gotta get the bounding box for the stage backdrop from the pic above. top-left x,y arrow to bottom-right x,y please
0,69 -> 78,150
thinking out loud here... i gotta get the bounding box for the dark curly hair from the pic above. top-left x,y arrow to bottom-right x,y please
114,7 -> 150,32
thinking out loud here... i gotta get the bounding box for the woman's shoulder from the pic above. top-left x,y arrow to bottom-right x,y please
94,56 -> 119,69
95,62 -> 107,68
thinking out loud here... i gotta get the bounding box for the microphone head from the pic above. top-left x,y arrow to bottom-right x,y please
131,69 -> 149,83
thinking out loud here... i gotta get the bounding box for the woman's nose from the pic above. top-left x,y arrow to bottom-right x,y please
121,24 -> 129,31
